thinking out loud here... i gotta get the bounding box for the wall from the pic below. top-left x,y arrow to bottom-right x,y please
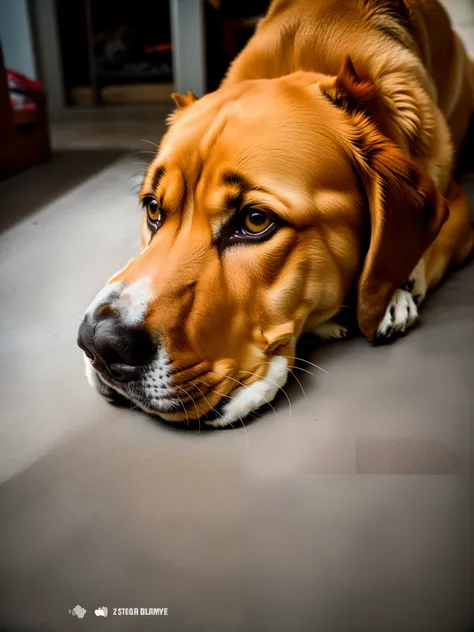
0,0 -> 36,77
29,0 -> 65,120
170,0 -> 206,96
442,0 -> 474,56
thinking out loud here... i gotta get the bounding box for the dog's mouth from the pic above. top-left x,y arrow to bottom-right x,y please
99,373 -> 230,421
84,354 -> 289,428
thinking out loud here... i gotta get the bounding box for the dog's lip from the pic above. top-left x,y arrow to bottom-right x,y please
95,370 -> 231,419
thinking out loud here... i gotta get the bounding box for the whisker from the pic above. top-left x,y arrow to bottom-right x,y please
141,139 -> 160,150
131,150 -> 156,158
188,381 -> 217,434
204,387 -> 251,445
169,361 -> 201,377
173,384 -> 200,432
128,401 -> 141,412
291,366 -> 315,379
176,394 -> 190,429
240,360 -> 307,397
315,333 -> 331,347
206,372 -> 277,416
126,171 -> 147,185
287,368 -> 305,396
284,356 -> 329,375
201,382 -> 258,419
208,387 -> 259,420
239,368 -> 292,422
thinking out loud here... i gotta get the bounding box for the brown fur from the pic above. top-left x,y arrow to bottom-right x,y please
107,0 -> 473,420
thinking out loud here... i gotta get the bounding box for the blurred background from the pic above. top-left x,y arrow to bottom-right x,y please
0,0 -> 473,177
0,0 -> 273,179
0,3 -> 473,632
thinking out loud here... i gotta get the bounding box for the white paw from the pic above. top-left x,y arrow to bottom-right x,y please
376,289 -> 418,340
313,321 -> 348,341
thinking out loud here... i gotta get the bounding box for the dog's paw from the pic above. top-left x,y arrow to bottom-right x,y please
375,289 -> 418,342
400,260 -> 427,306
313,320 -> 349,341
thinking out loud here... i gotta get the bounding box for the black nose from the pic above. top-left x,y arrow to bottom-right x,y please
77,312 -> 156,382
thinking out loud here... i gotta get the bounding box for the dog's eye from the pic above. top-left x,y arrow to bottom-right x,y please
225,207 -> 278,246
243,209 -> 271,234
143,197 -> 164,233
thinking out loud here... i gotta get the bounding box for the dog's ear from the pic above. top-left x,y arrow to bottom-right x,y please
171,91 -> 198,109
355,141 -> 448,342
168,91 -> 199,126
319,56 -> 390,136
321,57 -> 449,341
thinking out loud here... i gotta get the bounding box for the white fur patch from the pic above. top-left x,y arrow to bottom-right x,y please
114,277 -> 153,326
84,278 -> 152,326
205,355 -> 289,428
84,282 -> 124,318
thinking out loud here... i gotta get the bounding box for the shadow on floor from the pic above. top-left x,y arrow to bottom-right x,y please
0,149 -> 127,235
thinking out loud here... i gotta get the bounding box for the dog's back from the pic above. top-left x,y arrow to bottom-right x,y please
223,0 -> 473,155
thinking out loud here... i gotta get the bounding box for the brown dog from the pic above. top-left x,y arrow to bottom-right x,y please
78,0 -> 474,427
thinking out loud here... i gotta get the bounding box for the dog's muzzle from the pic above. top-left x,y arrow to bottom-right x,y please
78,280 -> 290,427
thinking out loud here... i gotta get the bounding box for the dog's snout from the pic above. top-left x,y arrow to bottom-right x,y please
77,310 -> 157,382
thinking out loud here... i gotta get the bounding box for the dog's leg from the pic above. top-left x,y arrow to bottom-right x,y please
423,179 -> 474,290
375,180 -> 474,342
312,320 -> 348,341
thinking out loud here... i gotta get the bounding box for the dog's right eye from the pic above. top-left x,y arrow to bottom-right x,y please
143,197 -> 164,234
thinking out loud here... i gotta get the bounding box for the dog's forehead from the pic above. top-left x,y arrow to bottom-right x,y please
164,78 -> 329,149
146,80 -> 356,218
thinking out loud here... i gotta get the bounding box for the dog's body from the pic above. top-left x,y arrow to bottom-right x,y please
222,0 -> 474,318
79,0 -> 474,426
224,0 -> 474,165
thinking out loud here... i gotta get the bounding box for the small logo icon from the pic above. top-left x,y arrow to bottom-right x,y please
95,607 -> 108,617
69,605 -> 87,619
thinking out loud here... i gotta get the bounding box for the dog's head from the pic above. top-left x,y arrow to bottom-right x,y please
78,58 -> 447,426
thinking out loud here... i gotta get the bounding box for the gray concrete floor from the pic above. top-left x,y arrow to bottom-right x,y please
1,45 -> 474,632
0,108 -> 170,483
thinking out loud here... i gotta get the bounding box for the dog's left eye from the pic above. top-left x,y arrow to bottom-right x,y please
228,208 -> 277,244
243,209 -> 271,234
143,197 -> 164,233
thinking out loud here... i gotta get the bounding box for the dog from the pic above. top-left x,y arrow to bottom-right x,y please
78,0 -> 474,427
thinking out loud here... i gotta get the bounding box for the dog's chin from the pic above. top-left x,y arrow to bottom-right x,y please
84,354 -> 289,429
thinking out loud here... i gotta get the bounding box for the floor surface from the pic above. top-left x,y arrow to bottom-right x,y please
0,108 -> 473,631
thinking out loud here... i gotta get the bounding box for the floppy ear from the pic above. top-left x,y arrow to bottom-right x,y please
321,57 -> 449,342
171,91 -> 198,109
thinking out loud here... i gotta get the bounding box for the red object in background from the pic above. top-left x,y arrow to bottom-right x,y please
1,42 -> 52,181
6,69 -> 44,112
6,69 -> 42,92
144,42 -> 172,54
